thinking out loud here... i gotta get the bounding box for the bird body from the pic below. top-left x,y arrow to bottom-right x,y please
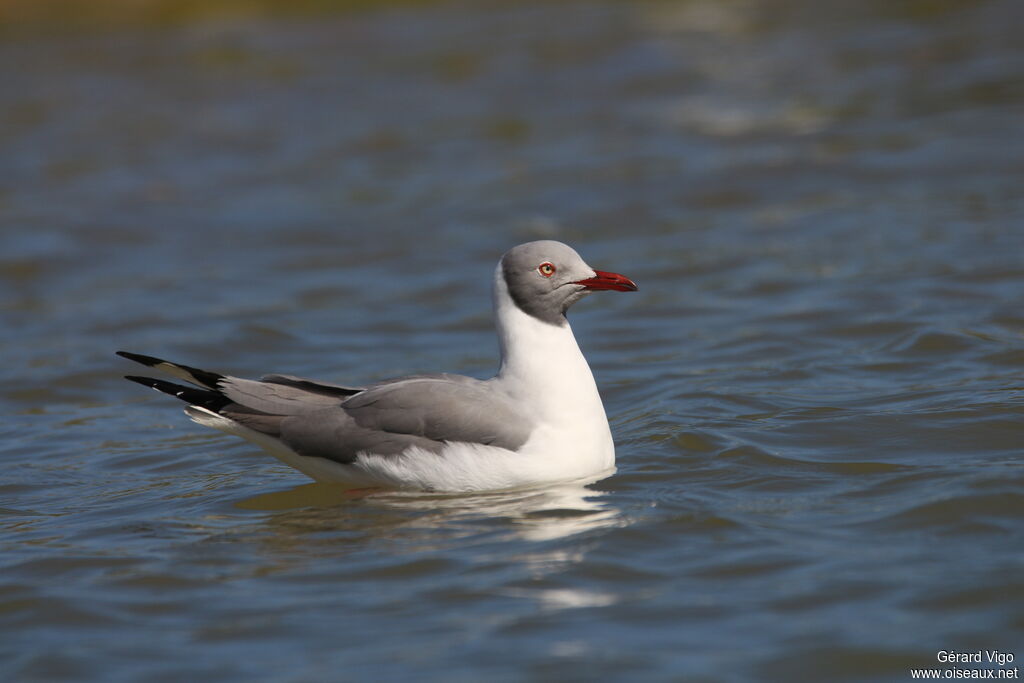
120,241 -> 636,492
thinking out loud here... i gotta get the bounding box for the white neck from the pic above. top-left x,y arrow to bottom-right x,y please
490,264 -> 608,426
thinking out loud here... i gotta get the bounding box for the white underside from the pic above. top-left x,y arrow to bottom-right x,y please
187,404 -> 615,493
183,260 -> 618,493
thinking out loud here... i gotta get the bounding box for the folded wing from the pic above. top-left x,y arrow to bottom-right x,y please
119,352 -> 532,464
278,375 -> 532,461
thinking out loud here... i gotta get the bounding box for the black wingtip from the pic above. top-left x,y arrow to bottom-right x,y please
116,351 -> 225,390
125,375 -> 161,388
123,375 -> 230,411
117,351 -> 165,367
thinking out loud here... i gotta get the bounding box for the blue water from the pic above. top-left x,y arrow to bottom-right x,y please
2,1 -> 1023,680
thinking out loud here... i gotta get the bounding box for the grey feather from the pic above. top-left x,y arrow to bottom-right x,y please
275,375 -> 532,463
260,374 -> 364,397
500,241 -> 596,325
226,411 -> 286,436
120,350 -> 532,463
277,410 -> 443,461
345,376 -> 530,447
218,377 -> 344,415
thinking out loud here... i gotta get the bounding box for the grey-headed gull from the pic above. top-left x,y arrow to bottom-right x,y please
118,240 -> 637,492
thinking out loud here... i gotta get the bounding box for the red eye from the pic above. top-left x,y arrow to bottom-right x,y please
538,262 -> 556,277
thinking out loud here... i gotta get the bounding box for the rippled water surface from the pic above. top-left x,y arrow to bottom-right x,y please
2,1 -> 1023,680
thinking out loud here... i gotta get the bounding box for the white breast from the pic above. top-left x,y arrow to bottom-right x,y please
488,264 -> 616,477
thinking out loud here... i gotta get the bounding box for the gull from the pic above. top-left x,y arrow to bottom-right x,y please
118,240 -> 637,492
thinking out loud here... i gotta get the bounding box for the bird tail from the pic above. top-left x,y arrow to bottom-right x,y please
123,375 -> 230,412
116,351 -> 224,390
118,352 -> 286,439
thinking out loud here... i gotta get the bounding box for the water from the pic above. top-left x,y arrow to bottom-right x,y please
2,1 -> 1023,680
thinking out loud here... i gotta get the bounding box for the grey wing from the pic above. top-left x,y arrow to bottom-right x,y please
211,379 -> 414,463
259,374 -> 365,398
218,377 -> 349,415
344,375 -> 532,449
117,351 -> 358,417
271,375 -> 533,463
116,351 -> 424,463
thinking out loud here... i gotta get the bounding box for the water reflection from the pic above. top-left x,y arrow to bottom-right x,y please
238,479 -> 623,544
378,483 -> 623,543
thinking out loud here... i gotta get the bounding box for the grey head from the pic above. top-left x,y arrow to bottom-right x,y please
500,240 -> 637,326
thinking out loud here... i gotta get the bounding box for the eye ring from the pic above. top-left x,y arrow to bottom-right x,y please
538,262 -> 556,278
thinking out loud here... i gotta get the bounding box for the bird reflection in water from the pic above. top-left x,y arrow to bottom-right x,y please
236,476 -> 623,546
